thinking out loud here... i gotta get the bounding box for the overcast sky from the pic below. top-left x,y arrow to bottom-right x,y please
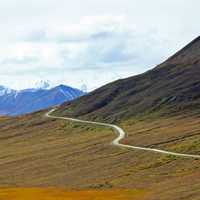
0,0 -> 199,91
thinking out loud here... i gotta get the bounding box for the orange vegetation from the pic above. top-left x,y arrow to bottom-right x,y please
0,188 -> 148,200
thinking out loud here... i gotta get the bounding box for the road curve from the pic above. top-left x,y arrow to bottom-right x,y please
46,109 -> 200,159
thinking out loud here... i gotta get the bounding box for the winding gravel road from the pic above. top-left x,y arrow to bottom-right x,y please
46,109 -> 200,159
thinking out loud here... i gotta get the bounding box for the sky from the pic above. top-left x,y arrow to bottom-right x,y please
0,0 -> 199,91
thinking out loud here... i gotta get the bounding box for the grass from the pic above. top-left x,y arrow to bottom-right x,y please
0,111 -> 200,199
121,113 -> 200,154
0,188 -> 148,200
138,155 -> 179,170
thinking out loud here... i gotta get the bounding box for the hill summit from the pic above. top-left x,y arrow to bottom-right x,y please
159,36 -> 200,66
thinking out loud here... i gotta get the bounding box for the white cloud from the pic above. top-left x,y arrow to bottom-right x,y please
0,1 -> 199,90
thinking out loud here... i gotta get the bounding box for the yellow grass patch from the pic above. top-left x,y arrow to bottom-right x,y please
0,188 -> 147,200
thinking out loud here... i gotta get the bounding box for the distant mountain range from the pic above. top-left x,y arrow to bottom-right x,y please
0,84 -> 85,116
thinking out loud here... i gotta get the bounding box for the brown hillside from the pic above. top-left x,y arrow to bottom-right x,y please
0,111 -> 200,200
57,36 -> 200,122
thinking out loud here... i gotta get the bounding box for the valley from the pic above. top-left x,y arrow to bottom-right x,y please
0,108 -> 200,199
1,36 -> 200,199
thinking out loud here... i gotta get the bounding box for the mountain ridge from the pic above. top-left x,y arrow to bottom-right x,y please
158,35 -> 200,67
57,36 -> 200,122
0,84 -> 85,116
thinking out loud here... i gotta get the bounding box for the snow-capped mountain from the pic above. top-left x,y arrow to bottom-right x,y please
0,84 -> 85,116
0,86 -> 16,97
35,80 -> 51,90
